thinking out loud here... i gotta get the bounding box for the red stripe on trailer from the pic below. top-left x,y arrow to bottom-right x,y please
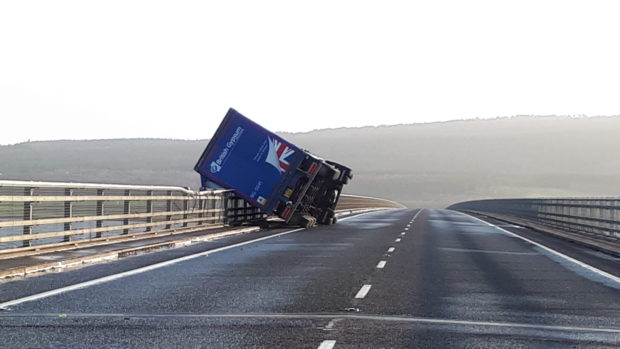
309,162 -> 318,175
282,207 -> 292,219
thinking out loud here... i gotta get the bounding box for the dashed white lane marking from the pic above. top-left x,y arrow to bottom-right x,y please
376,260 -> 387,269
387,247 -> 395,253
395,238 -> 401,242
324,319 -> 337,330
400,232 -> 406,236
464,213 -> 620,285
317,340 -> 336,349
355,284 -> 372,299
404,227 -> 409,231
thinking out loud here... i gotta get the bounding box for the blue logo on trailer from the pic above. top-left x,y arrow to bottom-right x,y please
196,109 -> 303,209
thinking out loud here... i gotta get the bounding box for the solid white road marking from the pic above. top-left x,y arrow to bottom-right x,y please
387,247 -> 395,253
7,312 -> 618,334
0,227 -> 297,309
395,238 -> 401,242
376,260 -> 387,269
317,340 -> 336,349
411,209 -> 423,221
1,211 -> 383,309
463,213 -> 620,285
0,210 -> 388,310
440,247 -> 538,255
355,284 -> 372,299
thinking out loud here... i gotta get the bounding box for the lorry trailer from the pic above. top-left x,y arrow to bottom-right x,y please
194,108 -> 352,228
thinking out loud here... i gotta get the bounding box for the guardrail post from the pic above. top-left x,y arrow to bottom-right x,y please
95,189 -> 104,238
22,187 -> 34,247
183,197 -> 189,227
123,190 -> 131,234
63,188 -> 73,242
197,197 -> 204,225
613,204 -> 618,236
210,195 -> 217,224
223,194 -> 231,225
145,190 -> 153,232
165,190 -> 172,229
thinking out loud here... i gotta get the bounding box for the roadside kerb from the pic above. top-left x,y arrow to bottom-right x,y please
0,224 -> 229,260
0,226 -> 259,281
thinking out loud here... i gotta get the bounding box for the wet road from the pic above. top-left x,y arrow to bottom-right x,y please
1,209 -> 619,348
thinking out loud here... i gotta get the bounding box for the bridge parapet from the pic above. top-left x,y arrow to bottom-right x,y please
449,198 -> 620,254
0,180 -> 401,258
0,180 -> 233,254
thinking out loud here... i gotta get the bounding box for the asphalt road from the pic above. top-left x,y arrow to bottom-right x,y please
1,209 -> 619,348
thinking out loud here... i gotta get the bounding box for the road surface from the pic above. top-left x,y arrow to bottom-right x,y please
1,209 -> 619,348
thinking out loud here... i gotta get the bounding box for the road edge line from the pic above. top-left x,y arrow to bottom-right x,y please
0,210 -> 380,309
462,212 -> 620,284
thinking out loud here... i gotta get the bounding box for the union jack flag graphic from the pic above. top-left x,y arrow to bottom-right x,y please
266,137 -> 295,174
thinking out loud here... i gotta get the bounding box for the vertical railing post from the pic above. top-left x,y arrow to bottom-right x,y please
145,190 -> 153,232
123,190 -> 131,234
95,189 -> 104,238
63,188 -> 73,242
183,195 -> 189,227
165,190 -> 172,229
612,204 -> 618,237
210,195 -> 217,224
22,187 -> 34,247
196,196 -> 203,226
223,193 -> 231,225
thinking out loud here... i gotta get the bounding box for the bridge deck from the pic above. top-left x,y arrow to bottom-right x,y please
1,209 -> 619,347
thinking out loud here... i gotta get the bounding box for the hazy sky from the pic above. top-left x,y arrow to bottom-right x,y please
1,0 -> 619,145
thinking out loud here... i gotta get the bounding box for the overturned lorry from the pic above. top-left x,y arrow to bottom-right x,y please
194,108 -> 352,228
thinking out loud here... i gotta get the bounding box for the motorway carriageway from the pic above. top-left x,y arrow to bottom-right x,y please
0,209 -> 619,348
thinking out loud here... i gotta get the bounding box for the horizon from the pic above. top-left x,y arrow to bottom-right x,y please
3,114 -> 619,146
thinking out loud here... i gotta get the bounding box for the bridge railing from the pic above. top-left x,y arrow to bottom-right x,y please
0,180 -> 402,255
0,180 -> 238,253
449,198 -> 620,247
334,194 -> 406,211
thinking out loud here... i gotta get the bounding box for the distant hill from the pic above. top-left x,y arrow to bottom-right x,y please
2,115 -> 620,208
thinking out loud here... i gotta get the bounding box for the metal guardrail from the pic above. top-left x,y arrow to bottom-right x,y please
449,198 -> 620,246
335,194 -> 406,211
0,180 -> 233,252
0,180 -> 403,255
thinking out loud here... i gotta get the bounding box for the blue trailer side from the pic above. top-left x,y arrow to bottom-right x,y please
195,108 -> 353,227
194,109 -> 304,212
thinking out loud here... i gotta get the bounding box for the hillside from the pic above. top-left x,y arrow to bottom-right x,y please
2,116 -> 620,208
